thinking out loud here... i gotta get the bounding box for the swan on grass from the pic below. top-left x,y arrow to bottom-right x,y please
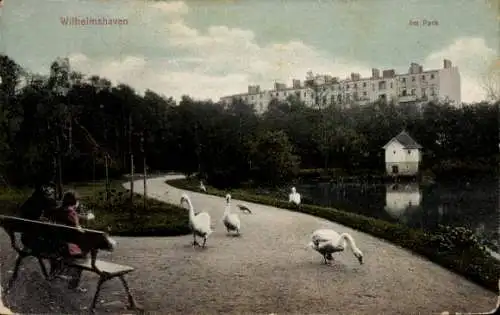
0,283 -> 13,315
199,181 -> 207,193
236,204 -> 252,214
440,278 -> 500,314
180,193 -> 213,248
308,229 -> 363,265
289,187 -> 301,205
222,194 -> 241,235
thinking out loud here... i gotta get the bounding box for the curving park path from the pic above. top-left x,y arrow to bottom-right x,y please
0,175 -> 496,314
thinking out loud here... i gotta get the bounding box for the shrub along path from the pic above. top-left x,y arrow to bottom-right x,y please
0,174 -> 496,314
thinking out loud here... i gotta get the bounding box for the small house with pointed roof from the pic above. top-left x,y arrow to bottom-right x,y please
382,130 -> 422,176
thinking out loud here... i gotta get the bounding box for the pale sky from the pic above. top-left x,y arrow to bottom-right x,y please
0,0 -> 498,103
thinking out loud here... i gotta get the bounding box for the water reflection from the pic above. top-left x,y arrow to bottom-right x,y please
384,183 -> 422,224
297,177 -> 499,252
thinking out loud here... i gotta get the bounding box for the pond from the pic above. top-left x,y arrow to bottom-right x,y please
296,176 -> 499,253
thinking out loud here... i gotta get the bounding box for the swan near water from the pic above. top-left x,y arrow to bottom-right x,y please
199,181 -> 207,193
180,193 -> 213,248
222,194 -> 241,235
289,187 -> 301,205
309,229 -> 364,265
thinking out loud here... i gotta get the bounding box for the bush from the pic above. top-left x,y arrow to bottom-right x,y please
168,178 -> 500,292
0,181 -> 191,237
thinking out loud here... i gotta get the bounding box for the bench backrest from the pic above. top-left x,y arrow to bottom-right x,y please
0,215 -> 115,252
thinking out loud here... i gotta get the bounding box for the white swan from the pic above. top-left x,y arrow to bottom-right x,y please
222,194 -> 241,235
440,278 -> 500,314
180,193 -> 213,248
0,283 -> 13,315
308,229 -> 363,265
199,181 -> 207,193
236,204 -> 252,214
289,187 -> 301,205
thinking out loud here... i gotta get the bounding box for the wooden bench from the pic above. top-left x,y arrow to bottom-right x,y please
0,215 -> 142,313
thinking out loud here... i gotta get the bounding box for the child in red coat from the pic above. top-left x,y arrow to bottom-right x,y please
46,191 -> 88,290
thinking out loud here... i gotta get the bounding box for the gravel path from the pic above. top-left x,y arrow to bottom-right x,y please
1,175 -> 496,314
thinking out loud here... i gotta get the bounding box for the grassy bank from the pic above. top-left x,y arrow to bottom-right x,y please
0,178 -> 190,237
168,177 -> 500,293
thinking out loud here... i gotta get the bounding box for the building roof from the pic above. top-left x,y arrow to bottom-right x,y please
383,130 -> 422,149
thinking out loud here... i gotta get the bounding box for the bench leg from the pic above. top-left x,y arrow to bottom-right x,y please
119,275 -> 141,311
90,277 -> 106,312
6,255 -> 25,292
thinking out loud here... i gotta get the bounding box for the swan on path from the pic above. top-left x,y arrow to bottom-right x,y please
236,204 -> 252,214
0,283 -> 13,315
180,193 -> 213,248
222,194 -> 241,235
440,278 -> 500,314
289,187 -> 301,205
199,181 -> 207,193
308,229 -> 363,265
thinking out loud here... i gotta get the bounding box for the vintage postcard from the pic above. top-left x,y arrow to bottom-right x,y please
0,0 -> 498,314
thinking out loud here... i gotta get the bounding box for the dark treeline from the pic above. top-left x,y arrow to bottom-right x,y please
0,55 -> 497,188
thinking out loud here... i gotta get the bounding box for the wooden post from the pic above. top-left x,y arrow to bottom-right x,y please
105,154 -> 110,201
55,133 -> 63,199
128,115 -> 134,201
141,135 -> 147,211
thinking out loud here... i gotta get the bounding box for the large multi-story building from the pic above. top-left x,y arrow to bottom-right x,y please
219,59 -> 461,114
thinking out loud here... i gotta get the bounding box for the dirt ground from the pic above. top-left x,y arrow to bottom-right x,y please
0,175 -> 496,314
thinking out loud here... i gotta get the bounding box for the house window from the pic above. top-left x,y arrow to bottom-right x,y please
390,82 -> 393,88
363,91 -> 367,96
402,90 -> 407,96
393,150 -> 396,154
421,75 -> 425,80
407,150 -> 411,154
411,88 -> 416,95
430,74 -> 435,79
401,78 -> 406,83
421,88 -> 426,96
412,76 -> 415,82
363,82 -> 367,87
378,81 -> 386,90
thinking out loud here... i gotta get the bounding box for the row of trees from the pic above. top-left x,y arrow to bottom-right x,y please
0,54 -> 497,188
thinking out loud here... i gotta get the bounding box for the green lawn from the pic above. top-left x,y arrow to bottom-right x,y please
0,178 -> 190,237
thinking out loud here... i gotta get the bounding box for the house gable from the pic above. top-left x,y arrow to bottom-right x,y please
383,131 -> 422,150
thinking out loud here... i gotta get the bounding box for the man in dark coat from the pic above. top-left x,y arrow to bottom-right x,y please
19,181 -> 58,251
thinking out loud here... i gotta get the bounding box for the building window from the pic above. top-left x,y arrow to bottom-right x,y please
354,84 -> 357,88
401,78 -> 406,83
411,88 -> 416,95
363,91 -> 367,96
421,88 -> 426,96
412,76 -> 415,82
393,150 -> 396,154
378,81 -> 386,90
421,75 -> 425,80
402,89 -> 407,96
430,74 -> 435,79
363,82 -> 367,87
390,82 -> 393,89
431,88 -> 436,96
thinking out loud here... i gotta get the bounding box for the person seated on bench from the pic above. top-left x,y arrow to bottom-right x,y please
45,190 -> 89,291
19,181 -> 58,251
